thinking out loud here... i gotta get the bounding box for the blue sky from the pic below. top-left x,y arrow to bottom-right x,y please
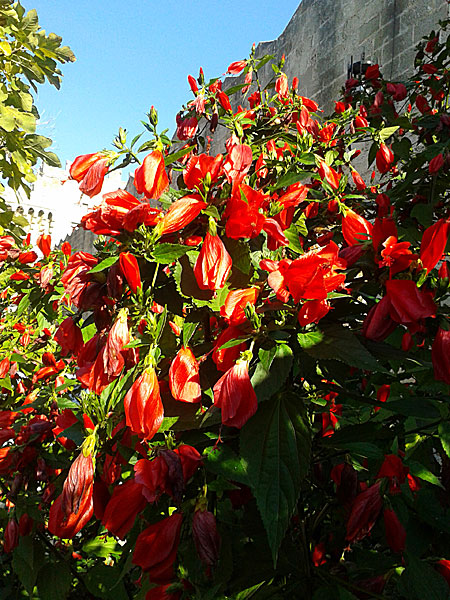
31,0 -> 300,173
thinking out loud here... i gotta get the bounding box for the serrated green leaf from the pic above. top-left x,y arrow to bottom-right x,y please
152,243 -> 190,263
203,444 -> 248,485
251,344 -> 293,403
182,321 -> 198,347
407,460 -> 444,489
303,324 -> 386,372
36,560 -> 71,600
88,255 -> 119,273
12,536 -> 45,594
241,393 -> 311,564
297,330 -> 324,349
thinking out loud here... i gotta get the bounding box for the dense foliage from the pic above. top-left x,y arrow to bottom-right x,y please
1,9 -> 450,600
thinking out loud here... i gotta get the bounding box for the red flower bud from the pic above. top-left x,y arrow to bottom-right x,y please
346,482 -> 383,543
36,234 -> 51,257
4,519 -> 19,553
102,479 -> 147,539
376,144 -> 394,174
432,327 -> 450,385
193,232 -> 232,290
169,347 -> 201,403
124,368 -> 164,440
342,208 -> 373,246
420,219 -> 450,273
429,153 -> 444,175
192,508 -> 221,566
119,252 -> 141,294
383,508 -> 406,553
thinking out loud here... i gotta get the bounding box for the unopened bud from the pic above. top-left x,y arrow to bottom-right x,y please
149,105 -> 158,127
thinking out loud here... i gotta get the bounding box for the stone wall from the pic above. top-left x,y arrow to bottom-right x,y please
254,0 -> 449,112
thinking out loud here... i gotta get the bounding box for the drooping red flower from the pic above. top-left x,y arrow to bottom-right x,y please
193,232 -> 232,290
52,409 -> 78,450
222,144 -> 253,185
376,454 -> 410,495
18,250 -> 37,264
376,144 -> 394,174
119,252 -> 142,294
54,317 -> 84,357
78,157 -> 109,198
48,451 -> 94,538
213,360 -> 257,428
318,161 -> 341,190
227,60 -> 247,74
346,482 -> 383,543
123,368 -> 164,440
383,508 -> 406,553
342,208 -> 373,246
192,507 -> 221,566
225,184 -> 267,239
385,279 -> 436,325
102,479 -> 147,539
420,219 -> 450,273
212,325 -> 247,372
169,346 -> 201,403
298,299 -> 330,326
379,236 -> 417,275
61,251 -> 102,309
176,115 -> 198,141
351,170 -> 366,190
220,287 -> 258,325
134,456 -> 170,503
217,90 -> 232,112
36,234 -> 51,257
103,308 -> 130,377
432,327 -> 450,385
133,513 -> 183,583
134,150 -> 169,200
160,195 -> 207,235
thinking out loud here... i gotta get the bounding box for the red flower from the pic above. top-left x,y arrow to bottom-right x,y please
385,279 -> 436,325
429,153 -> 444,174
383,508 -> 406,553
48,452 -> 94,538
220,287 -> 258,325
298,299 -> 330,326
275,73 -> 289,100
225,184 -> 267,239
379,236 -> 417,275
18,250 -> 37,264
54,317 -> 84,357
318,161 -> 341,190
132,513 -> 183,583
351,170 -> 366,190
0,357 -> 10,379
124,368 -> 164,440
169,347 -> 201,403
342,208 -> 373,246
134,150 -> 169,200
376,144 -> 394,174
183,153 -> 223,191
61,251 -> 101,309
36,234 -> 51,257
102,479 -> 147,539
4,519 -> 19,553
119,252 -> 142,294
377,454 -> 409,495
436,560 -> 450,588
103,308 -> 130,377
192,507 -> 221,566
193,232 -> 232,290
227,60 -> 247,74
61,241 -> 71,256
346,482 -> 383,543
217,91 -> 232,112
176,115 -> 198,140
222,144 -> 253,185
72,154 -> 109,198
420,219 -> 450,273
212,325 -> 247,372
134,456 -> 170,503
160,195 -> 207,235
432,327 -> 450,385
213,360 -> 257,428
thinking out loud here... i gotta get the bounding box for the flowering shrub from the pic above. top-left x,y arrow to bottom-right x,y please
1,16 -> 450,600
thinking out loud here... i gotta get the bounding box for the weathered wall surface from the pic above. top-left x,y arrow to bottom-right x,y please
254,0 -> 449,111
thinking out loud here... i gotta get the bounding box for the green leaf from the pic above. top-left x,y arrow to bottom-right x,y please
439,421 -> 450,458
240,393 -> 311,564
251,344 -> 293,403
84,563 -> 129,600
297,330 -> 324,349
269,170 -> 311,191
82,536 -> 121,558
399,554 -> 450,600
152,243 -> 190,263
407,460 -> 444,489
182,321 -> 198,347
284,223 -> 304,254
88,255 -> 119,273
36,560 -> 71,600
12,536 -> 45,594
164,145 -> 193,166
378,126 -> 399,142
203,445 -> 248,485
303,324 -> 386,373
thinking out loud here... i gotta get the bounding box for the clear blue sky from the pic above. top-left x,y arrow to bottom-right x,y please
30,0 -> 300,172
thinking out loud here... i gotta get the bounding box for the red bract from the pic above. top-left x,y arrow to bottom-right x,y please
123,368 -> 164,440
169,346 -> 201,403
346,482 -> 383,543
183,153 -> 223,191
193,232 -> 232,290
160,195 -> 207,235
342,208 -> 373,246
119,252 -> 141,294
420,219 -> 450,273
192,508 -> 221,566
134,150 -> 169,200
36,234 -> 51,257
432,327 -> 450,385
213,360 -> 257,428
376,144 -> 394,174
220,287 -> 258,325
102,479 -> 147,539
132,513 -> 183,583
